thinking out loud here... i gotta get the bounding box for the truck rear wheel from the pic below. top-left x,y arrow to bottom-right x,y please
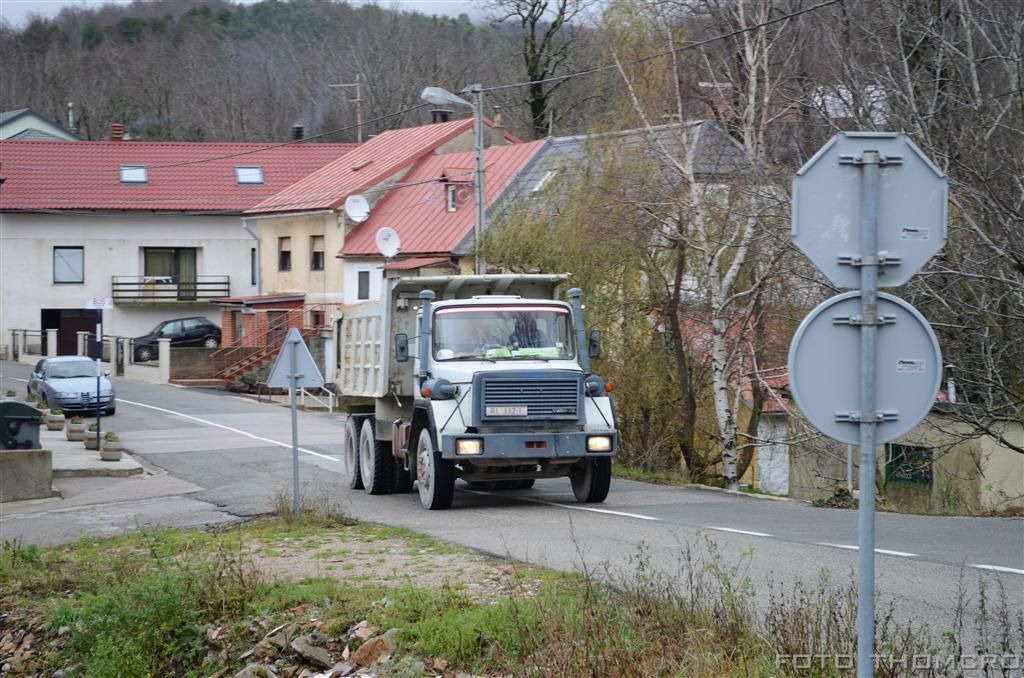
359,418 -> 393,495
417,429 -> 454,510
571,457 -> 611,503
342,418 -> 363,490
391,454 -> 414,493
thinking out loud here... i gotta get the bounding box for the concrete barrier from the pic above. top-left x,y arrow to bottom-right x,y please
0,448 -> 54,502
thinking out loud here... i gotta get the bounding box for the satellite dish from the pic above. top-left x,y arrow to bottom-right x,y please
375,227 -> 401,259
420,86 -> 472,109
344,194 -> 370,223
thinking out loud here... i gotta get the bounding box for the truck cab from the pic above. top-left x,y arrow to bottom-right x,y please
337,274 -> 616,510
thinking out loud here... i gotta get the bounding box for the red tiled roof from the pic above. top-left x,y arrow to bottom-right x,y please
248,119 -> 485,215
0,140 -> 355,212
341,140 -> 546,257
210,293 -> 305,307
383,256 -> 454,270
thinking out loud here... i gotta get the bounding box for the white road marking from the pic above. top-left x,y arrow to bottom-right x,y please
816,542 -> 918,557
876,548 -> 918,557
969,564 -> 1024,575
118,398 -> 339,462
462,489 -> 661,521
706,526 -> 771,537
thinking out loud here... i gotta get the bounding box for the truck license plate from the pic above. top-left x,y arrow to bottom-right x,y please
486,406 -> 528,417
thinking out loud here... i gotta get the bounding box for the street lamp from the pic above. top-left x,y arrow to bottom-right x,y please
421,84 -> 485,275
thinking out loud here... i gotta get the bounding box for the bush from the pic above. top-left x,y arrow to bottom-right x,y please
61,569 -> 207,675
104,432 -> 119,442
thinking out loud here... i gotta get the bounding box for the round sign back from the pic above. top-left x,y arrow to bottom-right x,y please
787,291 -> 942,445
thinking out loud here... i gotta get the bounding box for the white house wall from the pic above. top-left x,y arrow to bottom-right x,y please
0,212 -> 257,339
342,258 -> 385,305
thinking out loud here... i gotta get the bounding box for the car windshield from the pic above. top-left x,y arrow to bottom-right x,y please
148,321 -> 168,335
433,305 -> 575,361
45,360 -> 98,378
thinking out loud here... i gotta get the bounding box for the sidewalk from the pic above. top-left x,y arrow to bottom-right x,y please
38,422 -> 143,478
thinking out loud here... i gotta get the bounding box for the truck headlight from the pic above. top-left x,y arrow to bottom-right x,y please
587,435 -> 612,452
456,439 -> 483,455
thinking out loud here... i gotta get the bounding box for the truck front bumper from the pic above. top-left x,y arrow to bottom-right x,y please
440,430 -> 615,460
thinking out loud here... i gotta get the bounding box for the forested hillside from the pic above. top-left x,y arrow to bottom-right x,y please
0,0 -> 606,142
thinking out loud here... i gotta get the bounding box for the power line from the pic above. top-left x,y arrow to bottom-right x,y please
485,0 -> 846,93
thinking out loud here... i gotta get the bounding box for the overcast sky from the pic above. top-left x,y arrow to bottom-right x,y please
0,0 -> 487,28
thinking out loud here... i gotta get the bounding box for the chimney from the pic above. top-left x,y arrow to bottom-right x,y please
431,109 -> 452,124
67,102 -> 77,134
492,105 -> 503,129
291,125 -> 304,141
111,123 -> 124,141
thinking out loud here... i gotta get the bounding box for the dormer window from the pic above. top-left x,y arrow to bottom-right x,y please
120,166 -> 147,183
235,166 -> 264,184
446,184 -> 457,212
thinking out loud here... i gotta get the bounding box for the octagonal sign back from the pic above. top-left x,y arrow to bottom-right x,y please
792,132 -> 947,289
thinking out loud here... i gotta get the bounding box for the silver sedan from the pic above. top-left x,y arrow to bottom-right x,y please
27,356 -> 116,415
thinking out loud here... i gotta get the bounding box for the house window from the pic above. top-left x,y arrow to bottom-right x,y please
357,270 -> 370,300
885,444 -> 933,487
446,184 -> 457,212
310,310 -> 325,327
143,247 -> 196,278
250,248 -> 257,286
278,237 -> 291,271
235,166 -> 264,184
120,165 -> 147,183
310,235 -> 325,271
53,246 -> 84,284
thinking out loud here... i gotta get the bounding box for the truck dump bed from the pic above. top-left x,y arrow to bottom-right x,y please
337,273 -> 570,398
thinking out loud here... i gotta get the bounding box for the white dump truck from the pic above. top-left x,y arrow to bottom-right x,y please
337,273 -> 617,510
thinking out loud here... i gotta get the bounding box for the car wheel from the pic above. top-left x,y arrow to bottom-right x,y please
202,336 -> 219,349
104,407 -> 116,416
136,345 -> 154,362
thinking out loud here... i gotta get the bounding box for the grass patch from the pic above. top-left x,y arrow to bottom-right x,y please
613,464 -> 690,486
2,519 -> 1019,677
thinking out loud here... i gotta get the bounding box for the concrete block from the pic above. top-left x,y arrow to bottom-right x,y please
0,448 -> 55,503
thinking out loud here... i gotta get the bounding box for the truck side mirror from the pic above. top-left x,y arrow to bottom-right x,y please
588,330 -> 602,359
395,333 -> 409,362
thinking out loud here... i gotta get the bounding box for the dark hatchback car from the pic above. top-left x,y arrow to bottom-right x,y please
133,317 -> 221,362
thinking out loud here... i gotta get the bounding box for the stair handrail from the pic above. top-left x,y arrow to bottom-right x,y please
213,303 -> 342,379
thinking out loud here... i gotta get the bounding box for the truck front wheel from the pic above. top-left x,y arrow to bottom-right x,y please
342,418 -> 363,490
359,419 -> 393,495
416,429 -> 455,510
571,457 -> 611,503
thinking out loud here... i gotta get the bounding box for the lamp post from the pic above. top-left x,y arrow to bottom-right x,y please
420,84 -> 485,275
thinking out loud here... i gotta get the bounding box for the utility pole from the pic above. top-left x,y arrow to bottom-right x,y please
329,75 -> 363,143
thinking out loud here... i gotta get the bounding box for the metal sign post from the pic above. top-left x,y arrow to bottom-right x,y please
85,298 -> 112,444
789,133 -> 947,677
267,327 -> 325,522
854,150 -> 881,676
95,311 -> 102,443
289,337 -> 301,521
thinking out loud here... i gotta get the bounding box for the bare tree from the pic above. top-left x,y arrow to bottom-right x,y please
486,0 -> 594,138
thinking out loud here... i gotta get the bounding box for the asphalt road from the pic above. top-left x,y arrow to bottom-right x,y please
2,360 -> 1022,646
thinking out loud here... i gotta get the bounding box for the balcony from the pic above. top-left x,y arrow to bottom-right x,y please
111,275 -> 230,304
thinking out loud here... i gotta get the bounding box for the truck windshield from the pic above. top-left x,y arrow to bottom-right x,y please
433,306 -> 575,361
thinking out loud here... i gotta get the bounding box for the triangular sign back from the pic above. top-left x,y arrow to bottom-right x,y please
266,328 -> 325,389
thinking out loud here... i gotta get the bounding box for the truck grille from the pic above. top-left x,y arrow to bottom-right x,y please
478,373 -> 582,422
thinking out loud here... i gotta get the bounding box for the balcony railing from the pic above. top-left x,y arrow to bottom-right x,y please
111,275 -> 230,303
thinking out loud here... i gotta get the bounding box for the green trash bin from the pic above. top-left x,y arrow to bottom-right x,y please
0,401 -> 43,449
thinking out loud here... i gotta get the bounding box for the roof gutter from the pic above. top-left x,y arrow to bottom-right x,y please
242,209 -> 334,220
